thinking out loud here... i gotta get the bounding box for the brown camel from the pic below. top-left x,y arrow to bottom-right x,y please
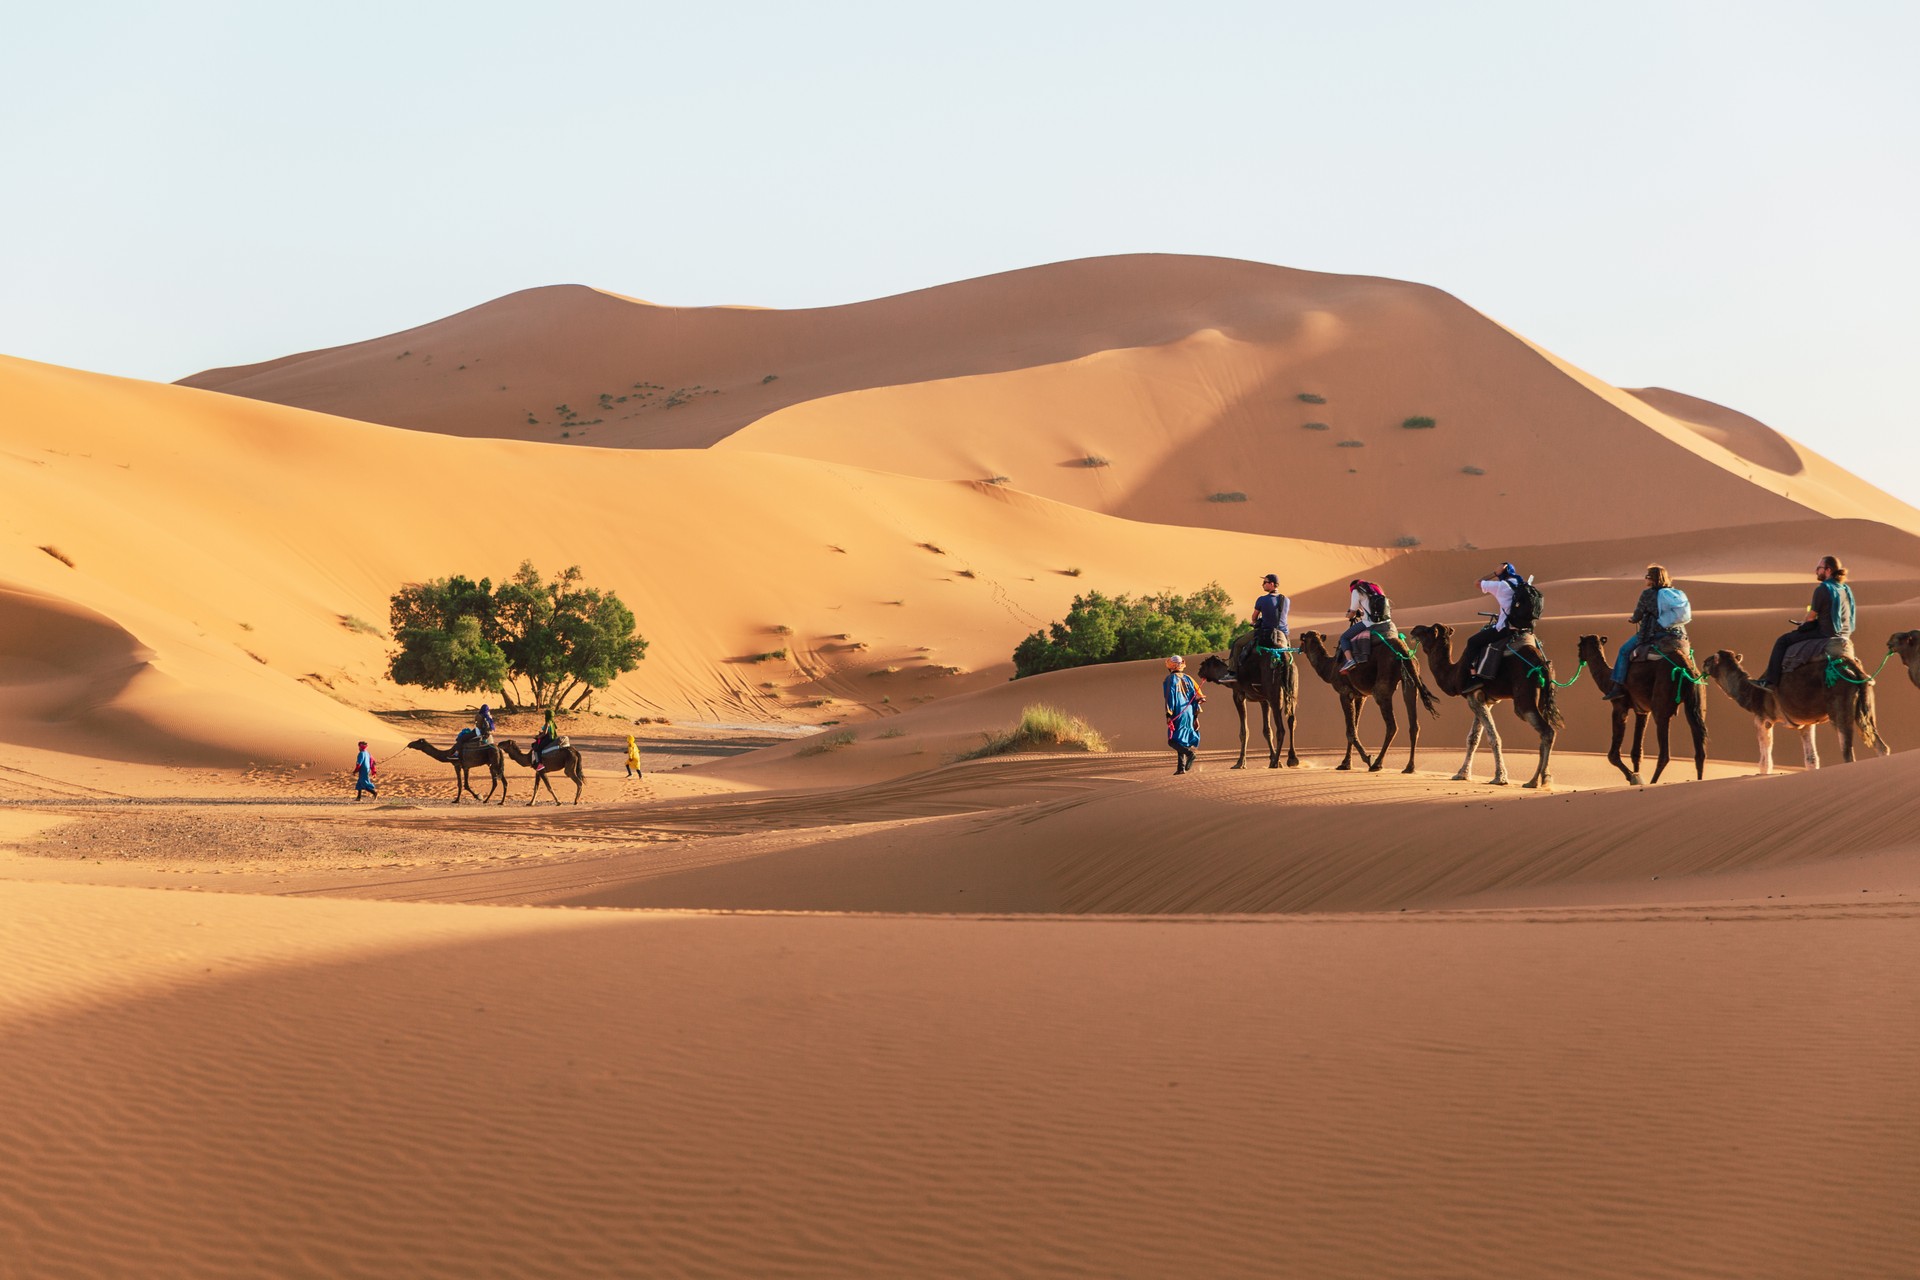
1701,648 -> 1888,773
1576,634 -> 1707,785
1890,631 -> 1920,693
406,737 -> 507,805
1408,624 -> 1562,788
499,738 -> 586,805
1195,646 -> 1299,769
1296,629 -> 1439,773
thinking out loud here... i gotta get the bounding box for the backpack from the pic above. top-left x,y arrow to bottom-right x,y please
1355,580 -> 1390,621
1825,581 -> 1856,636
1655,586 -> 1692,629
1505,575 -> 1543,631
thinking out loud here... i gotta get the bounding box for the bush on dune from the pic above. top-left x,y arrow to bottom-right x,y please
956,704 -> 1109,761
1012,583 -> 1237,678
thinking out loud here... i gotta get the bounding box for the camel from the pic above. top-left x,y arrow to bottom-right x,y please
1195,645 -> 1299,769
1701,647 -> 1888,773
1890,631 -> 1920,693
499,738 -> 586,805
406,737 -> 507,805
1576,634 -> 1707,785
1296,629 -> 1439,773
1408,624 -> 1562,788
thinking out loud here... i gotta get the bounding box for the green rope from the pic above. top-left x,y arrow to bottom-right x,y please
1667,660 -> 1704,703
1827,651 -> 1892,687
1373,625 -> 1415,663
1256,645 -> 1298,658
1510,649 -> 1584,689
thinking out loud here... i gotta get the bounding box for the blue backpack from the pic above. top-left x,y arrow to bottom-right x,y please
1655,587 -> 1692,629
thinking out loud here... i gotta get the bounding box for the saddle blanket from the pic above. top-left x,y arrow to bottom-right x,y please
1631,638 -> 1691,666
1783,635 -> 1853,674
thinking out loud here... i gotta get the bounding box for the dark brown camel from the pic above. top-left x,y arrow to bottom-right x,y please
1701,648 -> 1887,773
1195,647 -> 1299,769
1576,634 -> 1707,785
1296,629 -> 1439,773
406,738 -> 507,804
499,738 -> 586,805
1890,631 -> 1920,693
1408,624 -> 1562,788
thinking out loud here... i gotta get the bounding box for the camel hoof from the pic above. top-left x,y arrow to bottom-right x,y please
1451,771 -> 1470,782
1486,778 -> 1509,787
1402,764 -> 1416,775
1627,774 -> 1643,787
1368,762 -> 1385,773
1231,763 -> 1247,771
1335,762 -> 1352,772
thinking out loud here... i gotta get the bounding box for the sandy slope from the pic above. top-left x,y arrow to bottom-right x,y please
2,880 -> 1915,1280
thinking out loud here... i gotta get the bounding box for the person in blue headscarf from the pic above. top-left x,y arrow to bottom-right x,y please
1163,654 -> 1205,775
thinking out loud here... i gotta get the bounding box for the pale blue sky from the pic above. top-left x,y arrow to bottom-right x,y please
4,1 -> 1916,502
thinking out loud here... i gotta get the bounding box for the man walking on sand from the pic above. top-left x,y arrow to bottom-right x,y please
353,741 -> 378,800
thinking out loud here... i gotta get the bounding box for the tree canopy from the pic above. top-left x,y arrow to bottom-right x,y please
388,562 -> 647,709
1012,583 -> 1241,678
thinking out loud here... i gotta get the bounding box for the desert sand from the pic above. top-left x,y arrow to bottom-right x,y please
5,255 -> 1918,1276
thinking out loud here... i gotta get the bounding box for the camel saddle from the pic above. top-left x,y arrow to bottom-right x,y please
1630,635 -> 1693,667
1783,634 -> 1853,675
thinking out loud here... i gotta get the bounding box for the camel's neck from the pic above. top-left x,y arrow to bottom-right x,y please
1420,638 -> 1464,695
1713,664 -> 1768,716
1300,638 -> 1338,682
1579,641 -> 1615,695
408,743 -> 451,764
1905,651 -> 1920,691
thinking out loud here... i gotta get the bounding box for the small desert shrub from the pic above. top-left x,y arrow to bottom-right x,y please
878,727 -> 907,739
751,649 -> 787,662
869,666 -> 900,676
340,614 -> 382,636
983,475 -> 1011,486
762,373 -> 779,384
38,545 -> 74,568
956,568 -> 976,579
1297,393 -> 1326,404
1394,535 -> 1422,548
1402,416 -> 1438,429
1207,491 -> 1249,502
919,542 -> 945,555
795,729 -> 857,758
1461,465 -> 1486,476
1079,455 -> 1111,468
1064,567 -> 1082,577
243,649 -> 269,665
956,705 -> 1110,761
1337,440 -> 1365,448
238,621 -> 254,631
770,624 -> 793,635
1301,422 -> 1330,431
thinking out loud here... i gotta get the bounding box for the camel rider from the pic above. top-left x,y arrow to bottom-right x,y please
1460,562 -> 1526,692
1605,565 -> 1686,700
1336,579 -> 1390,674
531,706 -> 560,772
1163,655 -> 1205,775
474,702 -> 496,744
1752,555 -> 1854,690
1228,574 -> 1291,680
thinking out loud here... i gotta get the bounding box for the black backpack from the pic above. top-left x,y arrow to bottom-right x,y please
1354,580 -> 1390,622
1505,575 -> 1543,631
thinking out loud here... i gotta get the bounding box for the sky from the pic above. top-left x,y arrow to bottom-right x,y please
4,0 -> 1916,502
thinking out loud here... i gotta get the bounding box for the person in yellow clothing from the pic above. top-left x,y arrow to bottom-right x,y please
625,733 -> 642,778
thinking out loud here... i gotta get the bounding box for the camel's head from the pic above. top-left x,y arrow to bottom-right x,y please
1701,650 -> 1743,680
1298,629 -> 1327,652
1408,623 -> 1451,649
1194,655 -> 1233,685
406,738 -> 431,751
1888,630 -> 1920,660
1576,633 -> 1607,654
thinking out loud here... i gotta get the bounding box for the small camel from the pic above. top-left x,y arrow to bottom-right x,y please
1701,648 -> 1888,773
406,737 -> 507,805
1576,634 -> 1707,785
1890,631 -> 1920,694
1296,629 -> 1439,773
1408,624 -> 1561,788
1195,646 -> 1300,770
499,738 -> 586,805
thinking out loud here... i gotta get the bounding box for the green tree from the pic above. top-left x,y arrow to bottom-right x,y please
1012,583 -> 1240,678
387,562 -> 647,709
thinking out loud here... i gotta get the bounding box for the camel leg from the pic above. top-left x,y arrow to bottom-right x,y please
1628,714 -> 1648,774
1264,698 -> 1281,769
1684,687 -> 1708,781
1369,690 -> 1395,774
1835,700 -> 1858,764
1520,710 -> 1554,789
1480,700 -> 1510,786
1335,695 -> 1361,771
1454,710 -> 1482,781
1232,697 -> 1250,770
1649,708 -> 1673,785
1284,706 -> 1300,768
1800,725 -> 1820,771
1400,674 -> 1420,774
1606,704 -> 1637,785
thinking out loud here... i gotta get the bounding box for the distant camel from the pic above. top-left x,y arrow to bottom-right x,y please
1408,624 -> 1562,788
1701,647 -> 1887,773
1890,631 -> 1920,693
499,738 -> 586,805
406,737 -> 507,805
1195,646 -> 1299,769
1576,634 -> 1707,785
1296,629 -> 1439,773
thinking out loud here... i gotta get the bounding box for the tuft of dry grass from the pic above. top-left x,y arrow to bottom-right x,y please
38,545 -> 74,568
340,614 -> 383,637
795,729 -> 857,758
954,705 -> 1109,761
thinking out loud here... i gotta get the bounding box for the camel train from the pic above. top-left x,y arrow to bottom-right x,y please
406,736 -> 587,806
